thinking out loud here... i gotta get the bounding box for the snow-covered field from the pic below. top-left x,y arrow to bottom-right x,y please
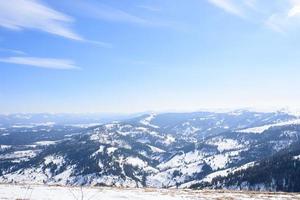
0,184 -> 299,200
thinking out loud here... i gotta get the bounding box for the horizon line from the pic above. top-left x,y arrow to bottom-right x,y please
0,106 -> 299,115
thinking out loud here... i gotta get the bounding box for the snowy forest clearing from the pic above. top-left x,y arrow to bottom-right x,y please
0,184 -> 299,200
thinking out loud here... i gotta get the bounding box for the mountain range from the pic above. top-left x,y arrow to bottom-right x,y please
0,110 -> 299,192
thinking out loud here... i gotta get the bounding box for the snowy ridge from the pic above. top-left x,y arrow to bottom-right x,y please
237,119 -> 300,134
140,113 -> 159,128
1,110 -> 300,191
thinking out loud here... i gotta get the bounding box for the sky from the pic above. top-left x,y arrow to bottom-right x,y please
1,0 -> 300,114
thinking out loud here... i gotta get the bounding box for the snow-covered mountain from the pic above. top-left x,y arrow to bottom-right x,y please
0,110 -> 299,191
193,141 -> 300,192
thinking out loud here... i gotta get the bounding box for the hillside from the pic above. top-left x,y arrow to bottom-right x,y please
0,110 -> 300,191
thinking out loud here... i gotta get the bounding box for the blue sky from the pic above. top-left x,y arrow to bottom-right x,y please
1,0 -> 300,113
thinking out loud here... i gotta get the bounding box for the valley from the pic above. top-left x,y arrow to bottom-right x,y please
0,110 -> 300,192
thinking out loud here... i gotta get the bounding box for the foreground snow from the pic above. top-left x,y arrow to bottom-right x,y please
0,184 -> 299,200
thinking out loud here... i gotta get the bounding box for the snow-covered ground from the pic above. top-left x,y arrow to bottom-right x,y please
0,184 -> 299,200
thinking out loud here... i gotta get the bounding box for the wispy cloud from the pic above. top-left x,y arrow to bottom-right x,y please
207,0 -> 244,17
85,40 -> 113,48
0,48 -> 26,55
0,0 -> 83,41
0,56 -> 80,70
67,1 -> 181,29
265,0 -> 300,33
265,14 -> 288,33
70,2 -> 148,25
243,0 -> 257,10
288,0 -> 300,17
207,0 -> 300,33
137,5 -> 162,12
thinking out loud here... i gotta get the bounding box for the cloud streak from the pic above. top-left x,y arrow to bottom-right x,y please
265,0 -> 300,33
288,0 -> 300,17
0,56 -> 80,70
207,0 -> 244,17
0,48 -> 26,55
137,5 -> 162,12
0,0 -> 112,46
67,1 -> 181,29
68,1 -> 148,25
207,0 -> 300,33
0,0 -> 82,41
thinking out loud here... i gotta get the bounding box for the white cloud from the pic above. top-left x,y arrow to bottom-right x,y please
264,0 -> 300,33
288,0 -> 300,17
0,0 -> 82,41
207,0 -> 244,17
0,56 -> 80,70
207,0 -> 300,33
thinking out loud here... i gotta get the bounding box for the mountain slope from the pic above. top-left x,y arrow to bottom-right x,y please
0,110 -> 299,191
192,142 -> 300,192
